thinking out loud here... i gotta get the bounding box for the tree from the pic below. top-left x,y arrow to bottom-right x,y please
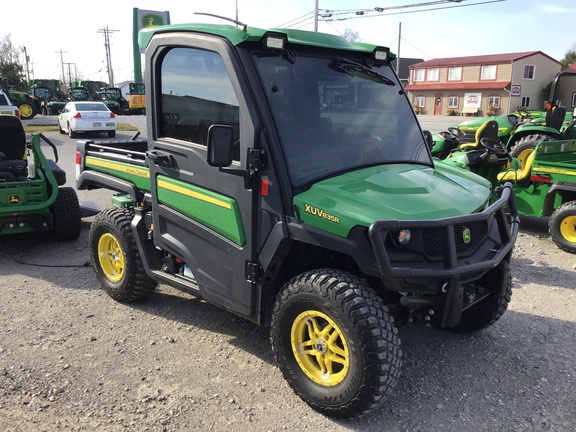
342,28 -> 362,43
560,44 -> 576,71
0,34 -> 27,90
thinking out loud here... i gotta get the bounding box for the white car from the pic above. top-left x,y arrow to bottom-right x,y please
58,101 -> 117,138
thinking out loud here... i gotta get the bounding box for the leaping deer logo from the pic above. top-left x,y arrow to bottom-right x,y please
8,194 -> 21,205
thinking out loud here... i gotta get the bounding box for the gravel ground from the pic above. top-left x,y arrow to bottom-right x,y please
0,121 -> 575,431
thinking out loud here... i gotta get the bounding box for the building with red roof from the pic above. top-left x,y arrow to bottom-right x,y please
405,51 -> 562,116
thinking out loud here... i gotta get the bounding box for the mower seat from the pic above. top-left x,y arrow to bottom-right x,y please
0,115 -> 28,180
497,151 -> 536,183
459,120 -> 499,151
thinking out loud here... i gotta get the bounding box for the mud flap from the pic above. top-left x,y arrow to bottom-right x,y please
441,277 -> 464,328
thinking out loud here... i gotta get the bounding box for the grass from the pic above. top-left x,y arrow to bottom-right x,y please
23,124 -> 140,133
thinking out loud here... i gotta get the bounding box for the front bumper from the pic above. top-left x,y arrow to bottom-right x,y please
368,182 -> 519,282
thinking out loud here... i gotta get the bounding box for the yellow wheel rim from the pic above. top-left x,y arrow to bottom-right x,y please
291,310 -> 350,386
559,215 -> 576,243
20,104 -> 33,118
97,233 -> 125,283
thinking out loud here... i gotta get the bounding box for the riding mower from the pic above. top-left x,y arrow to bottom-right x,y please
438,118 -> 576,253
431,104 -> 575,160
0,115 -> 98,240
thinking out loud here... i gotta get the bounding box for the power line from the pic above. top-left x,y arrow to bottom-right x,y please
276,11 -> 315,28
322,0 -> 507,21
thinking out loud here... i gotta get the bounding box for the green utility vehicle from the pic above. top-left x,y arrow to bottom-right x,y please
76,22 -> 519,417
0,115 -> 83,239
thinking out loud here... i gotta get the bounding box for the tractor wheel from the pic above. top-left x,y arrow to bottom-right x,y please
89,207 -> 157,302
509,134 -> 555,160
270,269 -> 402,418
448,260 -> 512,334
68,123 -> 77,138
549,201 -> 576,254
51,187 -> 81,241
18,102 -> 36,120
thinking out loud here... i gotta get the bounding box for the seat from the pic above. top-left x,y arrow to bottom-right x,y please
545,105 -> 566,131
0,115 -> 28,180
459,119 -> 499,151
0,115 -> 27,160
497,151 -> 536,183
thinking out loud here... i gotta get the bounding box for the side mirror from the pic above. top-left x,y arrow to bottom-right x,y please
207,124 -> 234,167
422,130 -> 434,150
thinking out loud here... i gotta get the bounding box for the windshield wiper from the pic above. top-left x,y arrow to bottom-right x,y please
330,58 -> 395,86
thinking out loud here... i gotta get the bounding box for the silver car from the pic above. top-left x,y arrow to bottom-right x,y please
58,101 -> 117,138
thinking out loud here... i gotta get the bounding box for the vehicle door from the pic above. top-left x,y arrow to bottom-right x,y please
146,36 -> 258,317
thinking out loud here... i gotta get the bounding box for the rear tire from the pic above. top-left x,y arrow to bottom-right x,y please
68,123 -> 77,138
18,102 -> 36,120
89,207 -> 157,302
270,269 -> 402,418
509,134 -> 556,160
52,187 -> 81,241
448,260 -> 512,334
549,201 -> 576,254
108,130 -> 116,138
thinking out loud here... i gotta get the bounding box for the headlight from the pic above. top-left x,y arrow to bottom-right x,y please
398,229 -> 411,245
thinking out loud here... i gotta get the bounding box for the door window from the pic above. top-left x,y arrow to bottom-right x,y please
159,47 -> 241,160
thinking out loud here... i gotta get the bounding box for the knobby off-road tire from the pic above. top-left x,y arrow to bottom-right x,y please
270,269 -> 402,418
510,134 -> 555,160
449,260 -> 512,334
549,201 -> 576,254
89,207 -> 157,302
18,102 -> 36,120
51,187 -> 81,241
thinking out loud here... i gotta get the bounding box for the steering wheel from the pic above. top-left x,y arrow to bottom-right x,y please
515,107 -> 532,119
480,137 -> 508,155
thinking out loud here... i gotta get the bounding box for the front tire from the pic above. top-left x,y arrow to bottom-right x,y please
89,207 -> 157,302
270,269 -> 402,418
449,260 -> 512,334
18,102 -> 36,120
549,201 -> 576,253
51,187 -> 81,241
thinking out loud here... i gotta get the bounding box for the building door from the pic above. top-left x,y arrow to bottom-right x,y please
434,93 -> 443,115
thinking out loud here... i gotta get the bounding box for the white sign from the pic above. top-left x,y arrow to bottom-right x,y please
464,93 -> 482,109
511,85 -> 521,97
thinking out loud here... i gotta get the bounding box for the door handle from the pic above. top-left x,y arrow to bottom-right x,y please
146,150 -> 173,166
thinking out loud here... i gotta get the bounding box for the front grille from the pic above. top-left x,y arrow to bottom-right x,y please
422,219 -> 488,257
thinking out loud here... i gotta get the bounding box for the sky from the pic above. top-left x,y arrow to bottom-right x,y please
2,0 -> 575,86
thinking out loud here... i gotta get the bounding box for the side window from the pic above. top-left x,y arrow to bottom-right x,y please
159,47 -> 240,161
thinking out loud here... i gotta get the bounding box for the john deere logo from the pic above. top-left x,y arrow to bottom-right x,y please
8,194 -> 21,205
462,227 -> 471,244
142,14 -> 164,28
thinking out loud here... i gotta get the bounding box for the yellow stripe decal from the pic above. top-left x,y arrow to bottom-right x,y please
535,167 -> 576,176
157,179 -> 232,209
86,157 -> 150,178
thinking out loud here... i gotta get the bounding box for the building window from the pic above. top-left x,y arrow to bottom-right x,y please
427,68 -> 439,81
447,67 -> 462,81
521,96 -> 531,108
488,96 -> 500,108
415,96 -> 426,108
481,65 -> 496,80
572,92 -> 576,108
523,65 -> 535,80
448,96 -> 459,108
413,69 -> 425,82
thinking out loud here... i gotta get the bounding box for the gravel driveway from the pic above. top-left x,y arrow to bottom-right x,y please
1,120 -> 575,431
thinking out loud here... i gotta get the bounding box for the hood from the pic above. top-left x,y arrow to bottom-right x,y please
293,163 -> 491,238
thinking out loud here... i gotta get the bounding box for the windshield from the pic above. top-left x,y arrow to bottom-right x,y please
253,52 -> 430,186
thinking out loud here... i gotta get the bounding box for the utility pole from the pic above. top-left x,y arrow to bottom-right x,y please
63,62 -> 76,88
314,0 -> 319,31
98,26 -> 119,87
22,46 -> 31,83
56,50 -> 67,85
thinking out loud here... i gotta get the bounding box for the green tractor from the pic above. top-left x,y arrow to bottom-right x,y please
440,116 -> 576,253
7,89 -> 36,121
31,86 -> 67,116
432,70 -> 576,160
